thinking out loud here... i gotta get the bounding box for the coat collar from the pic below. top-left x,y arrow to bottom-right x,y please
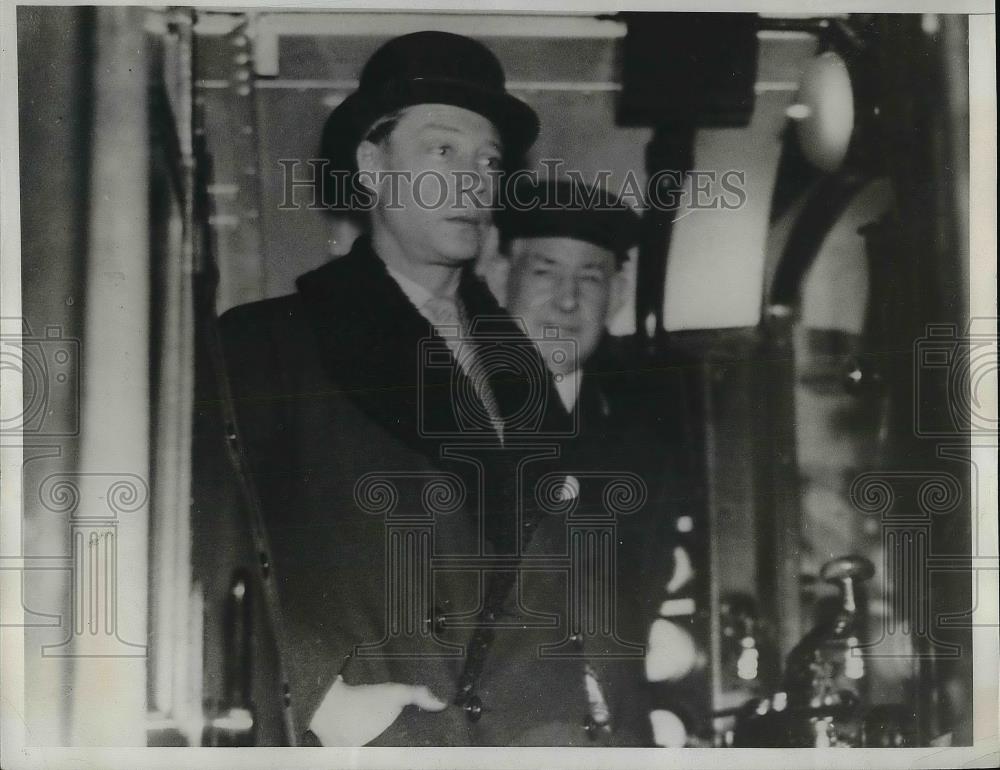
294,235 -> 566,462
295,234 -> 431,394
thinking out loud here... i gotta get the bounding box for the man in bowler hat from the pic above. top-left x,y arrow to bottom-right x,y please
218,32 -> 651,746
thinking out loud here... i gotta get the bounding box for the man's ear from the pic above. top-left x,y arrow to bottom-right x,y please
355,140 -> 382,194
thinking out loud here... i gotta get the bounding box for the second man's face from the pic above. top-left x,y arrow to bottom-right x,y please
360,104 -> 503,267
505,237 -> 622,375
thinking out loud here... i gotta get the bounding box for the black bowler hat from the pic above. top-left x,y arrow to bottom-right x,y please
320,31 -> 539,176
497,178 -> 640,265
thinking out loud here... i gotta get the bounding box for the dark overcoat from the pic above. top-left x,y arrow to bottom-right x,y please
217,236 -> 670,745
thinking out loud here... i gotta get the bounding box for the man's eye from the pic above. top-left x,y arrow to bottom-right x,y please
431,144 -> 453,157
479,155 -> 502,170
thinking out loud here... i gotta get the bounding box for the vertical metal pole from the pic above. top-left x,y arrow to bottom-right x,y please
70,6 -> 151,746
147,7 -> 200,743
755,308 -> 802,664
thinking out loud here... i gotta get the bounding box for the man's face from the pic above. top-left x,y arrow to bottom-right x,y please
506,236 -> 623,375
358,104 -> 502,266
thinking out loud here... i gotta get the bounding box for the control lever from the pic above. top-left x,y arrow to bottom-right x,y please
783,554 -> 873,714
202,570 -> 255,746
728,554 -> 918,747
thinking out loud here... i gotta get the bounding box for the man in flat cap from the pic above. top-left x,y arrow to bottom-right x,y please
483,177 -> 706,745
218,32 -> 648,747
495,178 -> 638,402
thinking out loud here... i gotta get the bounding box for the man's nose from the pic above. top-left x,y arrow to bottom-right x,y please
472,166 -> 497,206
455,164 -> 493,209
554,276 -> 579,312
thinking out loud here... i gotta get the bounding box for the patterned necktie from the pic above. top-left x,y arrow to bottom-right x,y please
422,295 -> 504,444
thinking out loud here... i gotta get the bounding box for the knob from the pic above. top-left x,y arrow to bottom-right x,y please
821,555 -> 873,616
204,707 -> 254,746
463,695 -> 483,723
820,555 -> 875,583
842,355 -> 882,395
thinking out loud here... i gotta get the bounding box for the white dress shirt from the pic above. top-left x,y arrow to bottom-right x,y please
554,368 -> 582,413
384,264 -> 448,319
384,263 -> 504,441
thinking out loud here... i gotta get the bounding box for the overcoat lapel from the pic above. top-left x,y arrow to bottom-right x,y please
296,236 -> 448,462
294,236 -> 516,464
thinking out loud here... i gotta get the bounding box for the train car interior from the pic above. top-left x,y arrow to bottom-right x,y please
13,7 -> 980,750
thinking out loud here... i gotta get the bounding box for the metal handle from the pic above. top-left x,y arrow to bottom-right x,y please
820,555 -> 875,584
821,555 -> 874,616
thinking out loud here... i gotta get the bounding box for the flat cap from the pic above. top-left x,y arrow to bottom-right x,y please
497,178 -> 639,264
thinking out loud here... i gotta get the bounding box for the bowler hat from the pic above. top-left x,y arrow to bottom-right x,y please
320,31 -> 539,176
497,178 -> 640,265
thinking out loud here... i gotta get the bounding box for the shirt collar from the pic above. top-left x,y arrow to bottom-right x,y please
383,263 -> 439,311
554,368 -> 582,412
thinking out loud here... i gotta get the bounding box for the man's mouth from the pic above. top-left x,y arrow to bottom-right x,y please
446,214 -> 484,226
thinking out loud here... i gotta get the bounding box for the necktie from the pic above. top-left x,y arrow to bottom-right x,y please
422,296 -> 504,444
